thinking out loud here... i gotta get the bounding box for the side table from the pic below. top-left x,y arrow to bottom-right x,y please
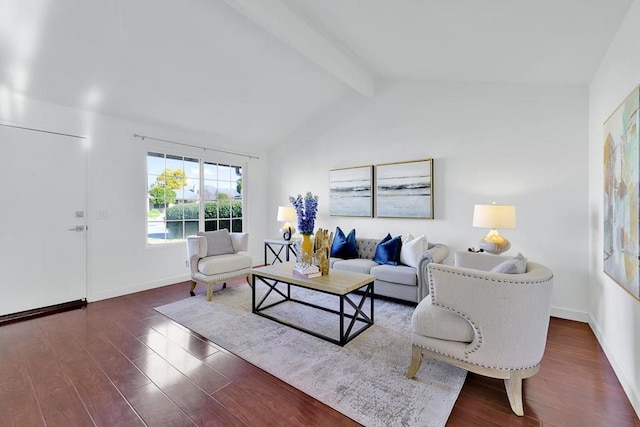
263,239 -> 299,265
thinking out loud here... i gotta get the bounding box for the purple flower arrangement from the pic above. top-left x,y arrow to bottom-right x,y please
289,192 -> 319,235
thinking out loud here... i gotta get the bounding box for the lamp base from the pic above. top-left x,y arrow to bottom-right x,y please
478,229 -> 511,255
279,223 -> 296,241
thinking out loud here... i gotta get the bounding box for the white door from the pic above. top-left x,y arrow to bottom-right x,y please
0,125 -> 87,316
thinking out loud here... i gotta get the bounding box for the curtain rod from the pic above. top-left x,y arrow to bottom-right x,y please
1,123 -> 87,139
133,133 -> 259,160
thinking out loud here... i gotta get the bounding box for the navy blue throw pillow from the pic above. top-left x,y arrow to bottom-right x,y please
330,227 -> 358,259
374,234 -> 402,266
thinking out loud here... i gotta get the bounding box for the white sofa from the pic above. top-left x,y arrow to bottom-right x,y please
330,237 -> 449,304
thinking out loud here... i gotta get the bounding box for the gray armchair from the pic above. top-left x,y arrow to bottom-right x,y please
186,230 -> 252,301
406,251 -> 554,416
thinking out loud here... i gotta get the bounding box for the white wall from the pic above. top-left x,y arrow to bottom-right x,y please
0,95 -> 268,303
269,79 -> 589,320
588,0 -> 640,415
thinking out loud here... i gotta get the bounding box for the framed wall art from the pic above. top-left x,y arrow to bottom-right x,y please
329,165 -> 373,217
375,159 -> 433,219
603,85 -> 640,300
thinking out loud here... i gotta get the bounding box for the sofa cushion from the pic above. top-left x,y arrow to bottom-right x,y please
400,234 -> 427,268
371,264 -> 416,286
330,227 -> 358,259
373,234 -> 402,266
198,253 -> 252,275
490,253 -> 527,274
198,229 -> 235,256
412,294 -> 474,343
333,258 -> 378,275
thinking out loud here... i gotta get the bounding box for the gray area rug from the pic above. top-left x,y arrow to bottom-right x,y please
155,284 -> 466,427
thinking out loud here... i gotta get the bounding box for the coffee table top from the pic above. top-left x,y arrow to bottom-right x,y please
251,262 -> 375,295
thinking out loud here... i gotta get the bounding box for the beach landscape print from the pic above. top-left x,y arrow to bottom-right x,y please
375,159 -> 433,219
603,86 -> 640,300
329,166 -> 373,217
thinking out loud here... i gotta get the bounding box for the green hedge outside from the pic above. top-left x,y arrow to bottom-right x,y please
165,201 -> 242,238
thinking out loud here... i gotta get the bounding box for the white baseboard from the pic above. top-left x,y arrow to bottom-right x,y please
588,314 -> 640,419
88,274 -> 191,302
550,306 -> 590,322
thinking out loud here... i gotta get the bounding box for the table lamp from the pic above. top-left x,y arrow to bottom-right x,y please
472,203 -> 516,255
277,206 -> 297,240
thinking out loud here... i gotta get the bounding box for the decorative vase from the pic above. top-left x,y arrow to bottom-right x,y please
301,234 -> 313,265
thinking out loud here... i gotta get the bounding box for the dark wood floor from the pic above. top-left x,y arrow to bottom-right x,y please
1,281 -> 638,427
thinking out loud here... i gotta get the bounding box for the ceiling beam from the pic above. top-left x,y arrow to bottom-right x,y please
223,0 -> 375,98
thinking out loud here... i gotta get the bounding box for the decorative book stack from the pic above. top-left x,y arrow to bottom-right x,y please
293,263 -> 321,278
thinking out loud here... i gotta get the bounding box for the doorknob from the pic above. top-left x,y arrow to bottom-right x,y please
68,225 -> 86,232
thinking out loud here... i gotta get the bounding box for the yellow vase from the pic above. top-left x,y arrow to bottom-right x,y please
301,234 -> 313,265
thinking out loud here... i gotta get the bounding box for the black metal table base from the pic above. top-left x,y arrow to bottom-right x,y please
252,275 -> 374,346
263,241 -> 298,265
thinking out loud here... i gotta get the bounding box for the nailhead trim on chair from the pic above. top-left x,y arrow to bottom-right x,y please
428,266 -> 554,285
429,300 -> 483,357
427,269 -> 483,357
193,269 -> 252,287
189,255 -> 200,276
426,265 -> 554,358
202,272 -> 251,286
415,343 -> 542,372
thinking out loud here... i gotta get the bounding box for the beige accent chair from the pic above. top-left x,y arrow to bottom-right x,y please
186,230 -> 252,301
406,251 -> 554,416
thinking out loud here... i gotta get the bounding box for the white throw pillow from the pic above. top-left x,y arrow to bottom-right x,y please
401,233 -> 414,243
400,234 -> 427,268
490,253 -> 527,274
401,234 -> 428,250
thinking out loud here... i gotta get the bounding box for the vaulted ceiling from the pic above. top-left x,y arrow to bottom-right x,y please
0,0 -> 634,147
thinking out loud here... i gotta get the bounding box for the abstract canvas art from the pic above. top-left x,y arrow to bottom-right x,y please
603,85 -> 640,300
329,166 -> 373,217
375,159 -> 433,219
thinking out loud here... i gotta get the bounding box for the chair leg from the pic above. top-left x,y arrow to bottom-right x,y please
189,281 -> 197,297
246,275 -> 252,288
504,372 -> 524,416
223,283 -> 227,289
406,345 -> 423,379
206,284 -> 214,302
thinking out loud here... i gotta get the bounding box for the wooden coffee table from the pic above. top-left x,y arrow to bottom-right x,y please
251,262 -> 375,346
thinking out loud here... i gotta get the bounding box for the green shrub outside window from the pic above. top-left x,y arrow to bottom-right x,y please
166,200 -> 243,238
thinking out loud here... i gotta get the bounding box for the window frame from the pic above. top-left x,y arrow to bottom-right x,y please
145,148 -> 246,247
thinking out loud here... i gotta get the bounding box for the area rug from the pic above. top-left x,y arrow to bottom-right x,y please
155,284 -> 466,427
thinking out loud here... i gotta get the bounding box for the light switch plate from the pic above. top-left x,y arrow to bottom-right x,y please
96,210 -> 109,220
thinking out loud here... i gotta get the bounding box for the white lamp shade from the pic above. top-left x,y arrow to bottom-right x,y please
277,206 -> 297,222
472,204 -> 516,229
